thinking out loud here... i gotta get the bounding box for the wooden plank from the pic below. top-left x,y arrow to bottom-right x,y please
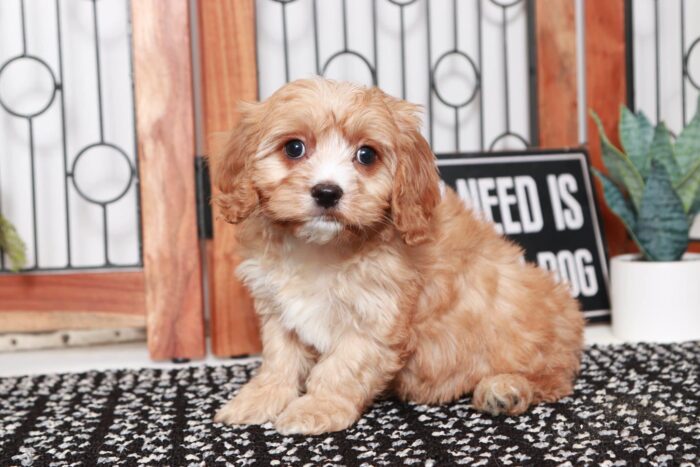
0,311 -> 144,333
0,271 -> 145,314
585,0 -> 635,257
534,0 -> 579,148
199,0 -> 262,357
131,0 -> 205,360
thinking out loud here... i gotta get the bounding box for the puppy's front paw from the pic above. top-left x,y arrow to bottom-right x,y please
214,381 -> 298,426
274,395 -> 359,435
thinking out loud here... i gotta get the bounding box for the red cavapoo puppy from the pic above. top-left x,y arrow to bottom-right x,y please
212,78 -> 584,435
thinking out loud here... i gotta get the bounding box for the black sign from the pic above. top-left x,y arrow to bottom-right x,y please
437,149 -> 610,320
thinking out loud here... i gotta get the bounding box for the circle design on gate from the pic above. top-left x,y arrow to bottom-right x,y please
685,38 -> 700,91
431,50 -> 481,108
386,0 -> 420,6
71,143 -> 134,205
322,50 -> 377,86
488,132 -> 529,151
488,0 -> 524,7
0,55 -> 58,118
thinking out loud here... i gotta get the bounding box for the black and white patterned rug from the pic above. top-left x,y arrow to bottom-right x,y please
1,342 -> 698,466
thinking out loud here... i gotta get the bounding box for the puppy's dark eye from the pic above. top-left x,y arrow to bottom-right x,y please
284,139 -> 306,159
356,146 -> 376,165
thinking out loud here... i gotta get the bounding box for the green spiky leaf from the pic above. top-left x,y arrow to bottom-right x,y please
675,158 -> 700,213
592,168 -> 637,230
674,94 -> 700,175
0,214 -> 27,272
592,168 -> 651,259
692,190 -> 700,217
635,160 -> 689,261
648,122 -> 681,184
591,111 -> 645,211
619,106 -> 654,177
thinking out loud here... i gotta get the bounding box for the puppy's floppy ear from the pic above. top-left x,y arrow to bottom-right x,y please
211,101 -> 262,224
386,96 -> 441,245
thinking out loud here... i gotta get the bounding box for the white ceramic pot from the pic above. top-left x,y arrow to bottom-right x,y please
610,253 -> 700,342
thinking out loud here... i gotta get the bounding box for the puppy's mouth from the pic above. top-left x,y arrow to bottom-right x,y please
296,216 -> 344,244
315,210 -> 344,222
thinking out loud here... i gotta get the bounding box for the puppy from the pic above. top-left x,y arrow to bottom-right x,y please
212,78 -> 584,435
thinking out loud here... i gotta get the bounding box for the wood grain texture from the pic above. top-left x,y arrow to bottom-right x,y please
199,0 -> 262,357
535,0 -> 579,148
0,271 -> 145,315
585,0 -> 635,257
0,311 -> 145,333
132,0 -> 205,360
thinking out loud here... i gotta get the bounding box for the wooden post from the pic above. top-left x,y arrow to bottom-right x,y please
585,0 -> 636,257
132,0 -> 206,360
534,0 -> 579,148
198,0 -> 262,357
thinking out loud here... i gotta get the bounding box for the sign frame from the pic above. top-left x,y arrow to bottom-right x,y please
436,148 -> 611,321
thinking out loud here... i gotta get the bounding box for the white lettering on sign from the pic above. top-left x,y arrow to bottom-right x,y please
454,176 -> 543,234
537,248 -> 598,298
547,174 -> 584,231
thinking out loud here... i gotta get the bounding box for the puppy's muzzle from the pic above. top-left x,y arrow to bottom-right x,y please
311,183 -> 343,208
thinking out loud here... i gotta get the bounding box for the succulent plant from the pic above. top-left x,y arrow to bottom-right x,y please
591,96 -> 700,261
0,213 -> 26,272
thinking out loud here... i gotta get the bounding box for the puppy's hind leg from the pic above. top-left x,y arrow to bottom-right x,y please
471,373 -> 534,416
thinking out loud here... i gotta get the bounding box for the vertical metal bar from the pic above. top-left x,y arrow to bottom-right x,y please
576,0 -> 588,145
477,0 -> 484,150
56,0 -> 72,267
92,0 -> 105,142
281,1 -> 290,82
680,0 -> 687,124
501,5 -> 510,134
373,0 -> 378,84
28,119 -> 39,268
653,0 -> 660,122
126,0 -> 143,266
102,205 -> 110,265
453,0 -> 459,151
19,0 -> 27,56
342,0 -> 349,51
454,108 -> 460,152
624,0 -> 636,112
426,0 -> 433,147
525,0 -> 539,147
312,0 -> 320,75
452,0 -> 458,49
400,6 -> 406,99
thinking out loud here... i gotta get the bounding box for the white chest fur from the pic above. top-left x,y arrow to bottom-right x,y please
236,242 -> 346,353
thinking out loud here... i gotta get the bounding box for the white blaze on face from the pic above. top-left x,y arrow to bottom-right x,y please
310,131 -> 355,191
293,130 -> 355,244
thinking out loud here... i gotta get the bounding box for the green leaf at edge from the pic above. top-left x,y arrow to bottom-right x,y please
635,160 -> 689,261
592,168 -> 650,259
0,215 -> 27,272
590,110 -> 645,211
690,194 -> 700,221
674,94 -> 700,175
619,106 -> 654,177
674,157 -> 700,213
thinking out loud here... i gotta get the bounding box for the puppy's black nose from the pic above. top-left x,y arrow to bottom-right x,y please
311,183 -> 343,208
